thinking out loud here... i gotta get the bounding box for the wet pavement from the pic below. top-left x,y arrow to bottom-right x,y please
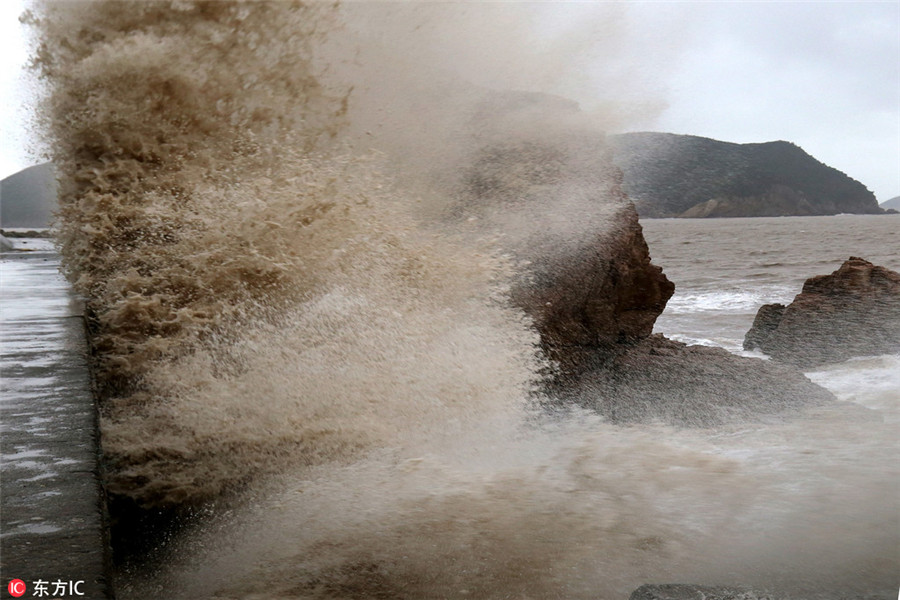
1,239 -> 111,598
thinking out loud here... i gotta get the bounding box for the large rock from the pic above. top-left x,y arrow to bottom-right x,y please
456,94 -> 675,358
630,583 -> 892,600
509,198 -> 676,355
630,584 -> 776,600
744,257 -> 900,368
547,335 -> 833,427
457,94 -> 833,425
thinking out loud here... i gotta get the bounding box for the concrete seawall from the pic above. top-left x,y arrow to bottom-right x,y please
1,239 -> 111,598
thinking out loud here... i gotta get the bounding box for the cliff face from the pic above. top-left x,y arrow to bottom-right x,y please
611,132 -> 884,218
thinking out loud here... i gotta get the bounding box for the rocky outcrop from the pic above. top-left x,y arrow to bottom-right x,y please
509,199 -> 675,353
630,583 -> 892,600
547,335 -> 833,427
630,584 -> 776,600
610,133 -> 885,218
457,96 -> 833,425
456,96 -> 675,356
744,257 -> 900,368
742,304 -> 785,353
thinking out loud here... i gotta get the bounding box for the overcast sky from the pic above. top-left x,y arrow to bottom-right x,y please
1,0 -> 34,182
2,1 -> 898,201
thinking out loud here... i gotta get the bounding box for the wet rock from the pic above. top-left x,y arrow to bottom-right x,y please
450,92 -> 838,428
459,94 -> 830,425
511,200 -> 675,354
741,303 -> 785,355
455,96 -> 675,355
547,335 -> 833,427
629,584 -> 893,600
630,584 -> 776,600
744,257 -> 900,368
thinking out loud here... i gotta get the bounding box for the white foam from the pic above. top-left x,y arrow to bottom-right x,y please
807,354 -> 900,420
664,286 -> 794,314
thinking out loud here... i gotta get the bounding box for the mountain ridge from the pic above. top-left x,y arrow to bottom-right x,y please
1,163 -> 58,229
880,196 -> 900,210
610,132 -> 885,218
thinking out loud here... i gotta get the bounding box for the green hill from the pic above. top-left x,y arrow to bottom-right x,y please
611,133 -> 884,218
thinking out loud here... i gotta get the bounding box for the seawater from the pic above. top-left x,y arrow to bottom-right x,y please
28,2 -> 899,598
642,215 -> 900,353
641,216 -> 900,422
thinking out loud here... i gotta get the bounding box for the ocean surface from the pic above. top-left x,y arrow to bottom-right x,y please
642,214 -> 900,354
643,213 -> 900,420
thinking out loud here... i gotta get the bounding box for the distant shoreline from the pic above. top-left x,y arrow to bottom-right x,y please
637,212 -> 899,221
0,228 -> 53,238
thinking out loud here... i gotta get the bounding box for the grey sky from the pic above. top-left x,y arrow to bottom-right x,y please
1,0 -> 32,181
2,1 -> 898,200
648,2 -> 899,201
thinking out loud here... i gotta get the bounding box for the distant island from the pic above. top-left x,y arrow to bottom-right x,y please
880,196 -> 900,211
1,134 -> 893,226
610,132 -> 888,218
0,163 -> 57,229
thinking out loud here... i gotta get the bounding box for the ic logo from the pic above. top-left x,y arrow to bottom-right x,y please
7,579 -> 26,598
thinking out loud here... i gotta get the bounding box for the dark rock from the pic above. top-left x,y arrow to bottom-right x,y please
630,584 -> 776,600
547,335 -> 833,427
511,201 -> 675,354
742,304 -> 786,354
630,584 -> 893,600
458,95 -> 832,425
454,101 -> 674,356
744,257 -> 900,368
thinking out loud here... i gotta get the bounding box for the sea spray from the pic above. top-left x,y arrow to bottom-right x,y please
128,421 -> 748,599
34,0 -> 543,506
31,2 -> 898,598
117,407 -> 899,599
